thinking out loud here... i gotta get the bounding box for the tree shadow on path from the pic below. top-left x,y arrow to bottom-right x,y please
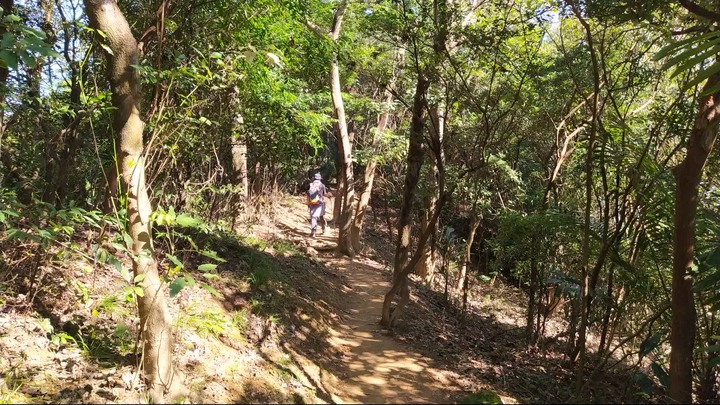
265,202 -> 464,403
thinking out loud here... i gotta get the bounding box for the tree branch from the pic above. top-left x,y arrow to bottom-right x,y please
677,0 -> 720,22
329,0 -> 348,40
304,19 -> 326,38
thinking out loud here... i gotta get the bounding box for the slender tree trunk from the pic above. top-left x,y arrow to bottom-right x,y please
598,264 -> 614,355
393,73 -> 429,277
36,0 -> 60,203
231,139 -> 248,195
229,88 -> 248,226
351,74 -> 398,252
350,47 -> 403,251
415,105 -> 444,282
456,215 -> 480,291
333,131 -> 344,224
670,71 -> 720,404
527,255 -> 539,345
569,2 -> 601,395
380,72 -> 430,327
331,58 -> 356,256
0,0 -> 14,181
47,57 -> 85,204
83,1 -> 185,401
306,2 -> 354,255
414,191 -> 437,281
350,131 -> 378,253
230,90 -> 248,199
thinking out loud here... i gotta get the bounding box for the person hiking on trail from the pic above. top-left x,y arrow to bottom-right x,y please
307,172 -> 327,237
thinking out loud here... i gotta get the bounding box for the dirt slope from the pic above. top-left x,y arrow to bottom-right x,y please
269,197 -> 462,403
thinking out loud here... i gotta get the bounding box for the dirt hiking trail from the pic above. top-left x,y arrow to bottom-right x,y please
270,197 -> 460,404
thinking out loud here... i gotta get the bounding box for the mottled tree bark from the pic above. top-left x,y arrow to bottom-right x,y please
306,2 -> 354,255
83,1 -> 185,402
380,73 -> 430,327
670,71 -> 720,404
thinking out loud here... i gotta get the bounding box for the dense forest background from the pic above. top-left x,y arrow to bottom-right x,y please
3,0 -> 720,403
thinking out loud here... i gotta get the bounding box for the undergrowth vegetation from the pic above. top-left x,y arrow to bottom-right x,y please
0,190 -> 343,403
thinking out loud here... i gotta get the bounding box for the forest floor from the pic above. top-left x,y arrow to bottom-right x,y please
0,194 -> 656,404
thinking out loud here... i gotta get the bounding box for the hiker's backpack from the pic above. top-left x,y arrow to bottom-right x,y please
307,181 -> 322,206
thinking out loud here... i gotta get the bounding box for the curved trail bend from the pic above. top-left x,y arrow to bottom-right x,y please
273,197 -> 459,404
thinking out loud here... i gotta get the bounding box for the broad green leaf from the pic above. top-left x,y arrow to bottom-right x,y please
3,209 -> 18,217
169,277 -> 187,297
693,269 -> 720,292
167,254 -> 184,269
200,249 -> 226,262
175,213 -> 201,227
2,14 -> 22,23
703,246 -> 720,269
633,372 -> 653,397
111,242 -> 126,252
650,362 -> 670,389
683,61 -> 720,92
198,263 -> 217,272
110,257 -> 131,283
243,49 -> 256,62
123,232 -> 134,250
199,282 -> 221,298
0,50 -> 18,70
640,329 -> 668,358
40,48 -> 62,58
186,274 -> 196,288
209,51 -> 222,59
668,43 -> 720,78
701,344 -> 720,353
99,43 -> 114,55
654,31 -> 720,61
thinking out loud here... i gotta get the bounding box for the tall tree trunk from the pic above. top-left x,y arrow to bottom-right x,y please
351,47 -> 403,252
351,44 -> 405,252
83,1 -> 185,402
413,192 -> 437,282
0,0 -> 14,180
670,71 -> 720,404
331,57 -> 356,256
569,2 -> 601,395
597,264 -> 614,355
527,254 -> 539,345
229,88 -> 248,227
36,0 -> 59,203
414,105 -> 444,282
306,2 -> 354,255
230,89 -> 248,199
47,47 -> 86,204
231,138 -> 248,195
333,128 -> 344,225
381,72 -> 431,327
456,215 -> 480,291
351,89 -> 391,253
